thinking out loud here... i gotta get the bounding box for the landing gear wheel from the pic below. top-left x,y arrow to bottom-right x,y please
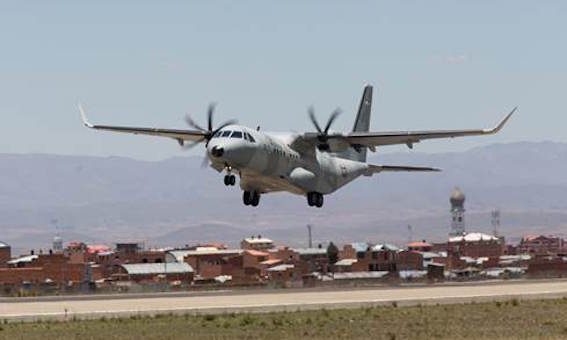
224,174 -> 236,186
251,191 -> 260,207
315,193 -> 324,208
307,192 -> 323,208
243,191 -> 251,206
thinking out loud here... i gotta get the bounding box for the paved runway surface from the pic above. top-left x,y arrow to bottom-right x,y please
3,280 -> 567,321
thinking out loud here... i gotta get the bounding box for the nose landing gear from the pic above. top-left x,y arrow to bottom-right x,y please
243,191 -> 260,207
307,192 -> 324,208
224,174 -> 236,186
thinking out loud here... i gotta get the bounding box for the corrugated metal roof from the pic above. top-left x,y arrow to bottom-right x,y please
449,232 -> 498,243
243,238 -> 273,244
121,262 -> 193,275
0,241 -> 9,248
167,249 -> 242,262
267,264 -> 294,272
7,254 -> 38,265
293,248 -> 327,256
372,244 -> 400,252
351,242 -> 369,253
335,259 -> 358,266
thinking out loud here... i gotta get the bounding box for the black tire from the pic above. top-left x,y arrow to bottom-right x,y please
316,194 -> 324,208
223,175 -> 229,186
230,175 -> 236,186
243,191 -> 251,205
307,192 -> 314,207
251,192 -> 260,207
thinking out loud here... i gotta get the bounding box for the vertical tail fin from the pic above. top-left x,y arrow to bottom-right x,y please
338,85 -> 373,162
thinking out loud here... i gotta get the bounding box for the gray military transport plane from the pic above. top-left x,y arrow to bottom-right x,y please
80,85 -> 515,208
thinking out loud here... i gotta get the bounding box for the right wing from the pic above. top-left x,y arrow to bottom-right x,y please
79,104 -> 207,144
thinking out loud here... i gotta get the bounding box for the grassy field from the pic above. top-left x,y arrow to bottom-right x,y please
2,298 -> 567,340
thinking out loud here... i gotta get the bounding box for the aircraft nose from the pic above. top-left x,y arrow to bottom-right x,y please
210,145 -> 224,158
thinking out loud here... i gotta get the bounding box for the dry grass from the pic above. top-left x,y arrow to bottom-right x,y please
2,298 -> 567,339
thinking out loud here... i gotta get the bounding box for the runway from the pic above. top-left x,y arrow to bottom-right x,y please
3,280 -> 567,321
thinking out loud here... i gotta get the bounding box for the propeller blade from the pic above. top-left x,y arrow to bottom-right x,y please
185,115 -> 206,132
324,108 -> 341,134
207,103 -> 216,132
181,138 -> 205,150
308,106 -> 323,133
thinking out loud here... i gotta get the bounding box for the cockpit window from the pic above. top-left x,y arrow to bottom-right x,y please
231,131 -> 243,139
221,130 -> 232,137
213,130 -> 222,138
246,133 -> 256,143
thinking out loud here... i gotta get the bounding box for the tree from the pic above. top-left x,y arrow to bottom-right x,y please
327,242 -> 339,265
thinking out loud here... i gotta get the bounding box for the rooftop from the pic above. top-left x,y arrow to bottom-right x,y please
245,250 -> 270,257
121,262 -> 193,275
335,259 -> 358,266
243,237 -> 273,244
7,255 -> 38,265
0,241 -> 9,248
267,264 -> 294,272
293,248 -> 327,256
167,249 -> 242,262
449,232 -> 498,243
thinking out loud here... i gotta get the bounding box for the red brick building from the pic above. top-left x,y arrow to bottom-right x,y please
517,235 -> 565,255
0,241 -> 10,267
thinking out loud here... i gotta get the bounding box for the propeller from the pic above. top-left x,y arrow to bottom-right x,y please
308,106 -> 341,151
182,103 -> 237,167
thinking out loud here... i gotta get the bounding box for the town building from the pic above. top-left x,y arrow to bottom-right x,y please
0,241 -> 10,267
517,235 -> 565,255
116,263 -> 194,283
241,236 -> 274,251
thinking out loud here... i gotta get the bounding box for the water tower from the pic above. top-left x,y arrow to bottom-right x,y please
450,187 -> 466,237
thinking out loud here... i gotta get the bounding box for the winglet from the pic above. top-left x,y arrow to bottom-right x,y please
78,103 -> 94,128
485,106 -> 517,134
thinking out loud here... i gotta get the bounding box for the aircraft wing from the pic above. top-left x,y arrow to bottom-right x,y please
365,164 -> 441,176
291,107 -> 516,152
79,104 -> 207,144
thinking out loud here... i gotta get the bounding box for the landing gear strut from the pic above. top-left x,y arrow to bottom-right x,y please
307,192 -> 324,208
243,191 -> 260,207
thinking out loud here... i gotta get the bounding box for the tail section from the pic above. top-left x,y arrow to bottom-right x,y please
338,85 -> 373,162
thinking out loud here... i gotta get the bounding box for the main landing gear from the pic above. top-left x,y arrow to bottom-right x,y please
243,191 -> 260,207
307,192 -> 324,208
224,174 -> 236,186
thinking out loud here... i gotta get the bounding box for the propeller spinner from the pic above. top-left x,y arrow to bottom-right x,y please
182,103 -> 237,167
308,106 -> 341,151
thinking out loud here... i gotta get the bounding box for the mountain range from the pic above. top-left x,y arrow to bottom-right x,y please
1,141 -> 567,254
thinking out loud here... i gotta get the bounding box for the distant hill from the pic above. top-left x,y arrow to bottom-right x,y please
2,141 -> 567,253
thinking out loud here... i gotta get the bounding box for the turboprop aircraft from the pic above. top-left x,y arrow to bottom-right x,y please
80,85 -> 515,208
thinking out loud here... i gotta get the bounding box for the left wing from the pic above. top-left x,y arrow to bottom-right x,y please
290,107 -> 516,153
79,104 -> 207,144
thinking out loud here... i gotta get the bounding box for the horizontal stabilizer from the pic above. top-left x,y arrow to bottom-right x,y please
365,164 -> 441,176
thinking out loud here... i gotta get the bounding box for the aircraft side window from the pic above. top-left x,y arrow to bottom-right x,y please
247,133 -> 256,143
231,131 -> 243,138
243,132 -> 248,141
221,130 -> 232,137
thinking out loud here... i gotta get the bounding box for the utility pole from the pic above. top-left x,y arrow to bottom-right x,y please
307,224 -> 313,248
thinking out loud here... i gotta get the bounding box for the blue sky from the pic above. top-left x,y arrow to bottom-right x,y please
1,1 -> 565,160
